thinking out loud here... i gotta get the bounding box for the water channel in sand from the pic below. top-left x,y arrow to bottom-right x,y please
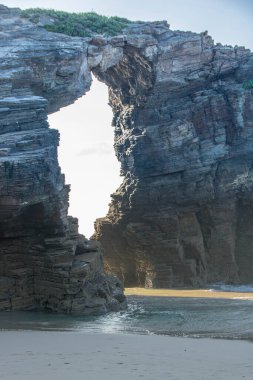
0,285 -> 253,340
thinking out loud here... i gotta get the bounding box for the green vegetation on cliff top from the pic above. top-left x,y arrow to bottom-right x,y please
21,8 -> 133,37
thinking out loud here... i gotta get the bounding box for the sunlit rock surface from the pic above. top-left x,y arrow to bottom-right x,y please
0,4 -> 253,307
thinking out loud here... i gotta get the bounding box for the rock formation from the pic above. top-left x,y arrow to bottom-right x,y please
0,4 -> 253,307
0,5 -> 126,312
94,21 -> 253,287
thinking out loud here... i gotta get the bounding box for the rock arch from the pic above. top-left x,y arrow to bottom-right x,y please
1,5 -> 253,313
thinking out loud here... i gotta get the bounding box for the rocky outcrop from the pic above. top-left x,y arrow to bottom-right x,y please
94,24 -> 253,287
0,5 -> 126,312
1,4 -> 253,303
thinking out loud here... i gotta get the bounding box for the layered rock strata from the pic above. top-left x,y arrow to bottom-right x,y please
1,5 -> 253,302
0,5 -> 125,312
94,23 -> 253,287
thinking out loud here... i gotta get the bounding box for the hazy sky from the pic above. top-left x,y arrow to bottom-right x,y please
3,1 -> 252,237
49,79 -> 121,238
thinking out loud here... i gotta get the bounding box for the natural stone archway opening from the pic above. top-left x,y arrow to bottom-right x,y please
1,6 -> 253,316
48,76 -> 121,238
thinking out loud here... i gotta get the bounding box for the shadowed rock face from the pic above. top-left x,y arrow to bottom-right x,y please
0,5 -> 126,313
93,24 -> 253,287
0,5 -> 253,309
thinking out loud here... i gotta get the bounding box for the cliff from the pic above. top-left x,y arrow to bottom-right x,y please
0,5 -> 253,310
93,19 -> 253,287
0,5 -> 126,312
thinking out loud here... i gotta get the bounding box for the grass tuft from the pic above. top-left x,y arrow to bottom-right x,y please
21,8 -> 133,37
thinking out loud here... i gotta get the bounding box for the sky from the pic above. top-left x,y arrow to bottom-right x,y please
3,1 -> 253,237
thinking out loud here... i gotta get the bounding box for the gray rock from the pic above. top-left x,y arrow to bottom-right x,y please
0,8 -> 126,313
0,4 -> 253,303
94,22 -> 253,288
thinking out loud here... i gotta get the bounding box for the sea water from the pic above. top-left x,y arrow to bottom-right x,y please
0,285 -> 253,340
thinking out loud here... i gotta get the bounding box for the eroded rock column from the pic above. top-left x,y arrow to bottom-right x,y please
0,6 -> 126,312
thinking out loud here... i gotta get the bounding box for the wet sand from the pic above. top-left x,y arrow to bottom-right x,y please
125,287 -> 253,300
0,330 -> 253,380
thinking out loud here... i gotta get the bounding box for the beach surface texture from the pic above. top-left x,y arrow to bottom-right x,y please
125,287 -> 253,300
0,330 -> 252,380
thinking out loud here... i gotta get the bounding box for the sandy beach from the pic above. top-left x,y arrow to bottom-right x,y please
125,287 -> 253,300
0,330 -> 252,380
1,288 -> 253,379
